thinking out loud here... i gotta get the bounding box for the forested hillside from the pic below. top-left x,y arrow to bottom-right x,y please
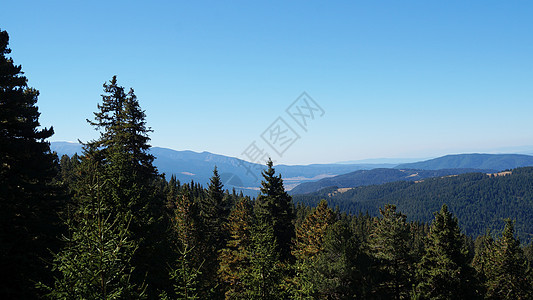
294,168 -> 533,242
289,167 -> 493,194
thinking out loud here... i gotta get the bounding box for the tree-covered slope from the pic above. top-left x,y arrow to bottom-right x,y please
293,167 -> 533,242
290,168 -> 493,195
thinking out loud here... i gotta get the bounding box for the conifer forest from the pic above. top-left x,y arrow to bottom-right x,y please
1,28 -> 532,300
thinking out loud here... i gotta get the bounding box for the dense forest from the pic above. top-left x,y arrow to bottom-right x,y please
293,168 -> 533,243
1,29 -> 533,299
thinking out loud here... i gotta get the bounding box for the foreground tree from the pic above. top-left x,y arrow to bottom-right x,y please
368,205 -> 413,299
0,29 -> 62,298
415,204 -> 481,299
291,200 -> 336,298
480,219 -> 531,299
49,77 -> 167,298
218,197 -> 253,299
196,167 -> 231,297
165,192 -> 202,300
254,159 -> 295,262
243,218 -> 282,299
42,163 -> 143,299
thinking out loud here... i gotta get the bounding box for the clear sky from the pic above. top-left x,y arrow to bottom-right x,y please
2,1 -> 532,164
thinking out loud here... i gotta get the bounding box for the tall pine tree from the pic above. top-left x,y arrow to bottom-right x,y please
50,76 -> 167,298
196,167 -> 231,298
0,29 -> 63,298
415,204 -> 481,299
368,205 -> 413,299
254,159 -> 295,262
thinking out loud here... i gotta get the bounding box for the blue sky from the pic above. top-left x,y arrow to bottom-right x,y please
2,1 -> 532,164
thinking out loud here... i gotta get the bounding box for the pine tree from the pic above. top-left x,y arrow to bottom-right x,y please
254,159 -> 295,262
42,162 -> 143,299
0,29 -> 63,298
243,218 -> 282,300
482,219 -> 531,299
161,245 -> 202,300
293,200 -> 336,261
415,204 -> 481,299
291,200 -> 336,298
49,76 -> 167,298
311,220 -> 364,299
368,204 -> 413,299
90,77 -> 169,297
195,167 -> 232,297
218,197 -> 253,299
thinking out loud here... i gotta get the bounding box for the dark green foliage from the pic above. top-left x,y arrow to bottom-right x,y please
0,29 -> 63,298
48,76 -> 168,298
254,159 -> 295,262
243,218 -> 282,299
41,165 -> 143,299
310,220 -> 367,299
415,204 -> 481,299
477,219 -> 532,299
291,200 -> 336,298
294,168 -> 533,243
196,167 -> 231,297
291,167 -> 491,195
218,196 -> 253,299
161,245 -> 202,300
368,205 -> 414,299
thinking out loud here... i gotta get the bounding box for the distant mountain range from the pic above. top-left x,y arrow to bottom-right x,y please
395,153 -> 533,170
51,142 -> 533,197
50,142 -> 389,195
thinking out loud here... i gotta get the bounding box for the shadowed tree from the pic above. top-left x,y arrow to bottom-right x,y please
0,29 -> 63,298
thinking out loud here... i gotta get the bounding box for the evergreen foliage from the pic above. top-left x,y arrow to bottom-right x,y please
415,204 -> 481,299
0,29 -> 63,298
218,197 -> 253,299
254,159 -> 295,262
478,219 -> 532,299
368,204 -> 414,299
41,165 -> 143,299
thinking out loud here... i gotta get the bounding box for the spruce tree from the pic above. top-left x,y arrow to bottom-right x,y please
195,167 -> 232,297
50,76 -> 167,298
42,161 -> 143,299
0,29 -> 62,298
254,159 -> 295,262
218,197 -> 253,299
415,204 -> 481,299
368,205 -> 413,299
291,199 -> 336,298
244,218 -> 282,300
311,220 -> 364,299
482,219 -> 531,299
